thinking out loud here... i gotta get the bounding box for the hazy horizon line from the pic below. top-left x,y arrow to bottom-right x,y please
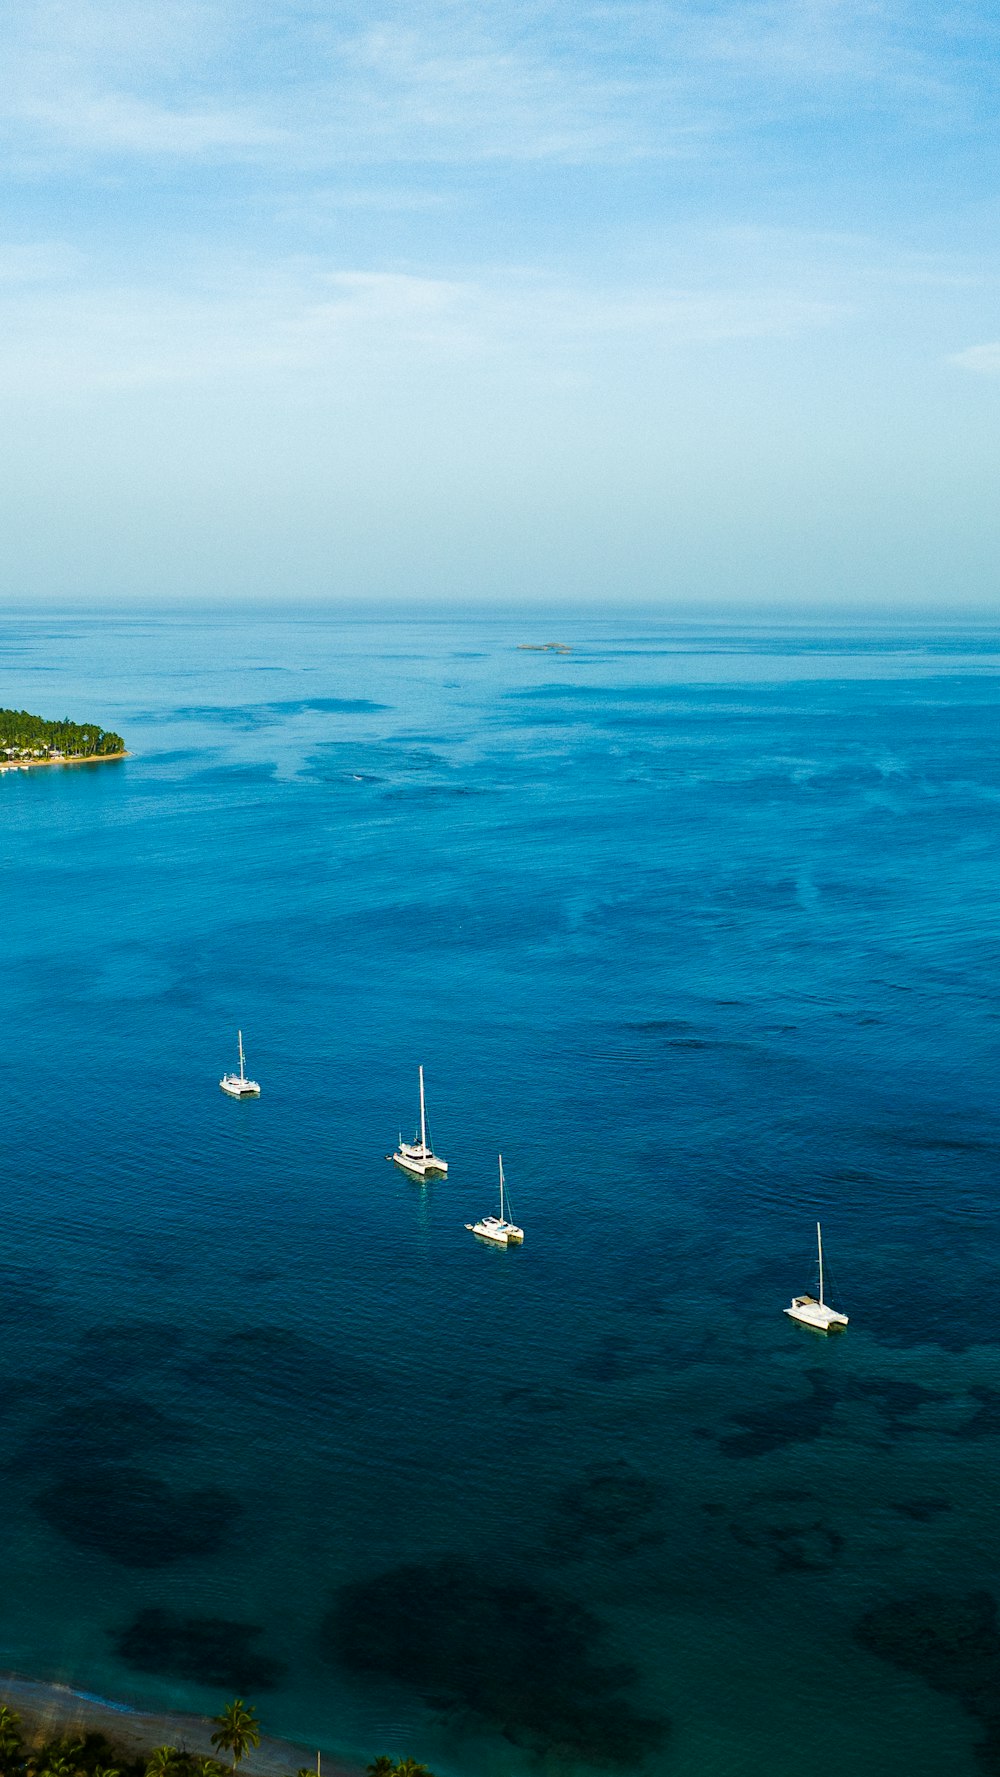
3,597 -> 1000,626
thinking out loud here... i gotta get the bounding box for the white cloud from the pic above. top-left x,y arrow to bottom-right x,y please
690,0 -> 929,87
14,90 -> 282,156
949,343 -> 1000,374
0,251 -> 853,397
0,0 -> 981,172
0,0 -> 279,161
327,23 -> 660,163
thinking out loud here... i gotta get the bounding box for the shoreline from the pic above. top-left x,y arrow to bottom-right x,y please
0,750 -> 129,774
0,1672 -> 365,1777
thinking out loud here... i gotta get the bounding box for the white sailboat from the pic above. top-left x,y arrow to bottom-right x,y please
219,1029 -> 261,1099
466,1154 -> 524,1246
392,1065 -> 447,1176
785,1222 -> 848,1331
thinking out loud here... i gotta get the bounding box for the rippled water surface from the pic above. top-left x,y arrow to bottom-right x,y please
1,608 -> 1000,1776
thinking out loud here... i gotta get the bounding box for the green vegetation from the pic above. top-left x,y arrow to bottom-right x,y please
209,1706 -> 259,1777
366,1763 -> 434,1777
0,1714 -> 228,1777
0,1711 -> 23,1774
0,1702 -> 434,1777
0,708 -> 125,759
0,1716 -> 144,1777
144,1754 -> 195,1777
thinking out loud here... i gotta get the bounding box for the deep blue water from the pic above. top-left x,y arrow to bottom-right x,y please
1,608 -> 1000,1777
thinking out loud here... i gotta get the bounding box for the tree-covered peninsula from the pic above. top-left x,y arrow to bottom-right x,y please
0,708 -> 125,762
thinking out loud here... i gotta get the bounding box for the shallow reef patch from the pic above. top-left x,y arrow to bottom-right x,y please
9,1392 -> 192,1477
855,1589 -> 1000,1772
182,1324 -> 378,1415
729,1515 -> 843,1574
889,1496 -> 952,1521
322,1555 -> 667,1768
497,1384 -> 570,1415
954,1385 -> 1000,1440
574,1335 -> 662,1384
707,1365 -> 946,1459
710,1368 -> 839,1458
546,1461 -> 665,1560
112,1606 -> 286,1690
845,1373 -> 948,1436
34,1464 -> 240,1566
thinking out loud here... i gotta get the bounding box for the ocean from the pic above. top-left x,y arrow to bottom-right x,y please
1,606 -> 999,1777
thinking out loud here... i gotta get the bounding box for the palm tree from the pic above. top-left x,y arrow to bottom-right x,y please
34,1743 -> 86,1777
191,1762 -> 226,1777
0,1711 -> 23,1777
210,1703 -> 260,1777
393,1762 -> 434,1777
35,1755 -> 80,1777
146,1748 -> 182,1777
364,1763 -> 396,1777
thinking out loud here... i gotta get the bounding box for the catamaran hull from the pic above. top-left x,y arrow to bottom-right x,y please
466,1222 -> 510,1245
465,1219 -> 524,1245
220,1078 -> 260,1098
785,1299 -> 848,1332
392,1149 -> 447,1176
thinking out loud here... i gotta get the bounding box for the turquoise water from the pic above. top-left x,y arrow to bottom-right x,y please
1,608 -> 1000,1776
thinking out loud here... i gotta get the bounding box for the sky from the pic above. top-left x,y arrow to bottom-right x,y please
1,0 -> 999,607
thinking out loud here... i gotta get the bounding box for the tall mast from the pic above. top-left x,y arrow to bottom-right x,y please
499,1154 -> 505,1220
238,1029 -> 245,1082
419,1065 -> 427,1154
817,1221 -> 824,1307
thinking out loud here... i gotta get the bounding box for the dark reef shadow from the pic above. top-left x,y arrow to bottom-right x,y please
705,1367 -> 948,1459
497,1384 -> 571,1415
545,1461 -> 665,1561
574,1335 -> 664,1384
34,1465 -> 240,1566
954,1386 -> 1000,1440
855,1590 -> 1000,1772
889,1497 -> 952,1521
845,1374 -> 949,1439
8,1392 -> 193,1477
112,1607 -> 286,1690
730,1515 -> 844,1574
181,1324 -> 382,1416
707,1368 -> 840,1458
322,1555 -> 667,1768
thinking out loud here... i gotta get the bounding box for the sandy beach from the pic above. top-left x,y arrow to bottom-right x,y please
0,751 -> 129,773
0,1673 -> 364,1777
